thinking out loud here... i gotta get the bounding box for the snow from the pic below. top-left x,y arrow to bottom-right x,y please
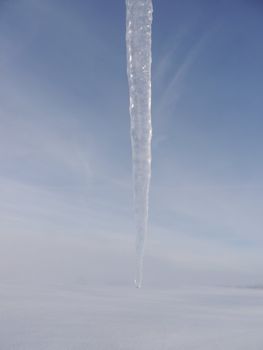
1,283 -> 262,349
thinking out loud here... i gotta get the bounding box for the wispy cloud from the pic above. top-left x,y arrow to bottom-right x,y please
154,18 -> 222,119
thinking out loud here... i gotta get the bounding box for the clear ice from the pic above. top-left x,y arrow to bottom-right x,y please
126,0 -> 153,288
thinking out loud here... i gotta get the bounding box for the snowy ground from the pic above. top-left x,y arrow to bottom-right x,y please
1,283 -> 263,350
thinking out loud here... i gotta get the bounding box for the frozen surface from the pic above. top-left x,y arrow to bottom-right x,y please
126,0 -> 153,287
1,283 -> 263,350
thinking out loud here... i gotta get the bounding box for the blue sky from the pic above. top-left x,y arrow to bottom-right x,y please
1,0 -> 263,287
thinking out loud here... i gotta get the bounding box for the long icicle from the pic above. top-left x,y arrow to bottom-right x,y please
126,0 -> 153,288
